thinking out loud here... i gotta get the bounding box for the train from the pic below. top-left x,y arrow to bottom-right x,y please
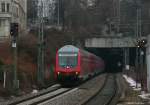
55,45 -> 105,83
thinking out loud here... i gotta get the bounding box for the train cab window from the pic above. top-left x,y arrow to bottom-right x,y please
58,53 -> 78,68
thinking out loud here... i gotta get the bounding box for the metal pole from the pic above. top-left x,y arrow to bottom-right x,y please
147,35 -> 150,91
41,4 -> 45,84
3,70 -> 6,88
38,0 -> 42,85
141,49 -> 144,91
139,48 -> 144,91
37,10 -> 42,85
135,47 -> 139,88
57,0 -> 60,26
139,8 -> 142,38
138,0 -> 143,90
11,0 -> 18,91
135,2 -> 140,87
37,0 -> 45,86
124,48 -> 127,69
125,48 -> 129,69
136,9 -> 139,38
13,37 -> 18,89
117,0 -> 120,33
140,48 -> 142,89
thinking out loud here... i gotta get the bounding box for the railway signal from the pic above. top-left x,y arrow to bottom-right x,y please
136,39 -> 147,48
136,38 -> 147,91
10,23 -> 19,92
10,23 -> 19,37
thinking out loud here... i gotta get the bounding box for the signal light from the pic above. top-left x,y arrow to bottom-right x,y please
136,39 -> 147,48
142,39 -> 147,45
10,23 -> 19,37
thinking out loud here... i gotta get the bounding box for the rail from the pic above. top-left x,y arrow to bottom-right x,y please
1,84 -> 61,105
83,74 -> 118,105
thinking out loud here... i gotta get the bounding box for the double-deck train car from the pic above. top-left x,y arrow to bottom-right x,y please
55,45 -> 105,82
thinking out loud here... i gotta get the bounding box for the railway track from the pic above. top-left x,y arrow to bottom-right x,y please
83,74 -> 118,105
0,74 -> 115,105
1,84 -> 68,105
15,88 -> 76,105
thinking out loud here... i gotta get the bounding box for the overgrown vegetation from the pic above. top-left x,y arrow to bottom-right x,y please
0,28 -> 84,95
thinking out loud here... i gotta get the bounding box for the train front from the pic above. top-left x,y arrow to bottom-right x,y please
55,45 -> 80,82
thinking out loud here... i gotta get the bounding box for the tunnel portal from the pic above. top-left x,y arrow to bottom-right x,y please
85,48 -> 137,73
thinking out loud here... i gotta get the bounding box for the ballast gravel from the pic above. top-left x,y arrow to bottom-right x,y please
39,74 -> 106,105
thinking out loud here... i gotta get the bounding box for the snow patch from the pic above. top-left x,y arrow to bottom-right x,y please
123,75 -> 141,91
51,84 -> 60,88
123,75 -> 150,101
32,89 -> 38,94
139,93 -> 150,100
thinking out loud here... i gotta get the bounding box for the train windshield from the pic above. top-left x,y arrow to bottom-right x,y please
58,53 -> 78,67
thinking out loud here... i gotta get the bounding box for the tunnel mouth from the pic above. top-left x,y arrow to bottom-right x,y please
85,48 -> 124,73
85,47 -> 146,74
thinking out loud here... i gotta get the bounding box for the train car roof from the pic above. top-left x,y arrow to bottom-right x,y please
58,45 -> 79,53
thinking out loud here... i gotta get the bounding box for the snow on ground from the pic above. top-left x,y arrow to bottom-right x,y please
32,89 -> 38,94
123,75 -> 150,101
139,93 -> 150,100
123,75 -> 141,91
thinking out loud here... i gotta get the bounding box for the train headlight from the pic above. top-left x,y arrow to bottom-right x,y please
75,72 -> 79,75
57,72 -> 60,75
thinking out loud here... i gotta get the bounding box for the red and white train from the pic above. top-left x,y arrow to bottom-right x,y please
55,45 -> 105,82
